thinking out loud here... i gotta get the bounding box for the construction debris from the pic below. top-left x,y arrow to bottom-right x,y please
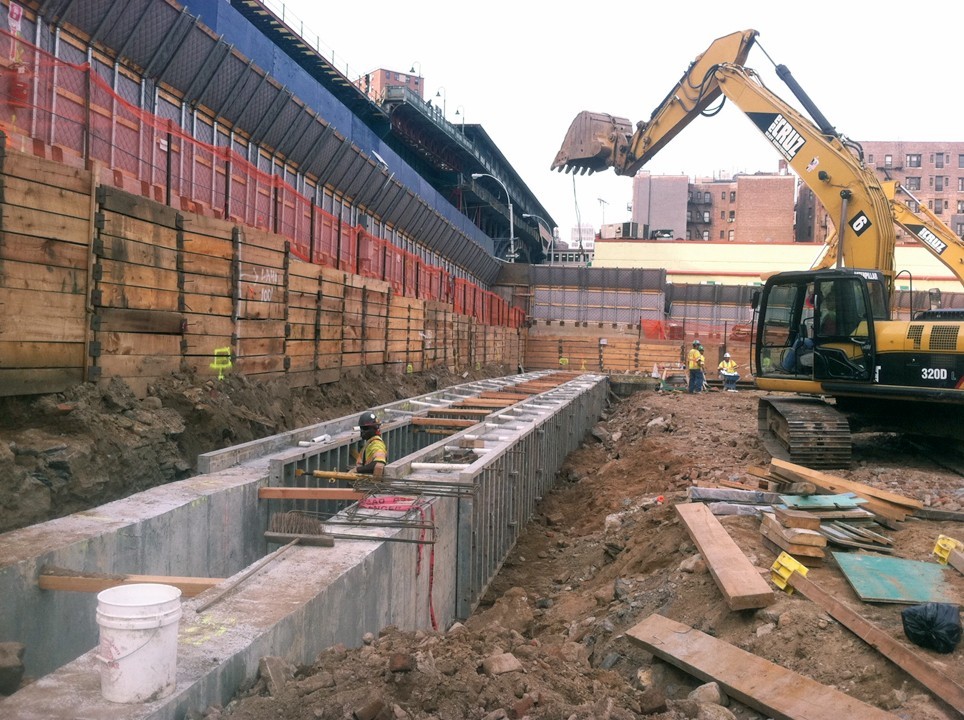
626,613 -> 899,719
771,553 -> 964,716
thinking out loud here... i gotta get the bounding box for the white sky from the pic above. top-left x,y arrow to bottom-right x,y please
283,0 -> 964,240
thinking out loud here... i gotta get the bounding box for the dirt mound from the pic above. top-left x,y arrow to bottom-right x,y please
0,365 -> 512,533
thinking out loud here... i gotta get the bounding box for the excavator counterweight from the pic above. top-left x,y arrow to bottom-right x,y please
551,111 -> 632,176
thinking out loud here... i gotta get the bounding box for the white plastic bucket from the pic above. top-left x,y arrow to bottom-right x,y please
95,583 -> 182,703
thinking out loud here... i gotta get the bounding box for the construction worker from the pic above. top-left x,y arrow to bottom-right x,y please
718,352 -> 740,392
686,340 -> 705,394
354,411 -> 387,478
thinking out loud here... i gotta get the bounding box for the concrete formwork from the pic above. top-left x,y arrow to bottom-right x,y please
0,371 -> 606,720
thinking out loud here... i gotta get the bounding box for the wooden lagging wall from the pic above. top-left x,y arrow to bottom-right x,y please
0,149 -> 524,397
525,335 -> 685,374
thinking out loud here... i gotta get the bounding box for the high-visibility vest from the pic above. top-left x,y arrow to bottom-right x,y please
719,359 -> 738,373
363,435 -> 387,465
687,348 -> 704,370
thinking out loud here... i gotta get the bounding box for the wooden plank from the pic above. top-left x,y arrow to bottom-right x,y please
758,522 -> 826,558
98,234 -> 179,270
772,505 -> 822,530
770,459 -> 923,509
760,512 -> 826,547
258,488 -> 367,501
95,308 -> 185,334
409,417 -> 478,428
626,614 -> 897,720
2,148 -> 91,193
38,572 -> 223,597
0,204 -> 96,245
818,525 -> 894,553
0,258 -> 86,293
99,215 -> 178,251
0,341 -> 83,368
0,368 -> 83,396
101,332 -> 181,357
783,568 -> 964,716
675,502 -> 774,610
97,185 -> 179,228
2,175 -> 91,219
760,537 -> 824,567
0,232 -> 88,269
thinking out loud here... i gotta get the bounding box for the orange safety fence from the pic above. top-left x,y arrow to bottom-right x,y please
0,29 -> 525,328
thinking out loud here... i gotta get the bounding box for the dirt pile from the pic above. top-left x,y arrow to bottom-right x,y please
213,389 -> 963,720
0,365 -> 512,533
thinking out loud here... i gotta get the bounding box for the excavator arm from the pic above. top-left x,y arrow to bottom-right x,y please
886,182 -> 964,286
552,30 -> 758,177
552,29 -> 898,295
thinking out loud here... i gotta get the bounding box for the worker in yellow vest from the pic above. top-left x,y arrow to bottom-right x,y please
354,411 -> 387,478
718,352 -> 740,392
686,340 -> 705,394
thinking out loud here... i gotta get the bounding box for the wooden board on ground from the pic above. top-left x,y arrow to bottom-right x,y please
760,513 -> 826,547
772,505 -> 822,530
760,537 -> 823,567
758,521 -> 826,559
832,552 -> 955,604
626,614 -> 897,720
770,458 -> 923,510
675,502 -> 774,610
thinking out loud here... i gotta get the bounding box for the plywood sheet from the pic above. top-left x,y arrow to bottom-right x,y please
832,552 -> 954,604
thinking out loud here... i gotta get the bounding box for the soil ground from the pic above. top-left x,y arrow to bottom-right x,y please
3,375 -> 964,719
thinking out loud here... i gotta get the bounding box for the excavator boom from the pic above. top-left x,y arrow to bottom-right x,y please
551,29 -> 758,176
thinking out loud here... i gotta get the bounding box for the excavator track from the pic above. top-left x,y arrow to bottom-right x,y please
757,397 -> 851,469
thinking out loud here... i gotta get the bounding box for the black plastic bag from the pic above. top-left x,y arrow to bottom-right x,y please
901,602 -> 962,654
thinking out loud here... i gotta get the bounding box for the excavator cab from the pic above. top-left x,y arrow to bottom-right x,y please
755,269 -> 882,384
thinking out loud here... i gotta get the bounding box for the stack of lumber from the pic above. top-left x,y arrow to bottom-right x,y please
759,508 -> 826,566
769,458 -> 923,525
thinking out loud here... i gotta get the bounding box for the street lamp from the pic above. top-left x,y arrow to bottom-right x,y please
472,172 -> 515,262
523,213 -> 555,265
409,61 -> 422,99
434,87 -> 446,117
455,105 -> 465,132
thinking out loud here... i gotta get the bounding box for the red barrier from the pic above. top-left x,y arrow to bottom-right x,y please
0,30 -> 525,326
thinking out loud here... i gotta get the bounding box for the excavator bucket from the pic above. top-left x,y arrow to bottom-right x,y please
551,111 -> 633,175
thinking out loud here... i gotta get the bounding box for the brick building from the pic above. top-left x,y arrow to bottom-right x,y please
356,67 -> 424,103
797,141 -> 964,245
631,169 -> 795,242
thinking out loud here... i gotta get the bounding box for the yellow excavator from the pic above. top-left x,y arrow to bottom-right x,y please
552,29 -> 964,467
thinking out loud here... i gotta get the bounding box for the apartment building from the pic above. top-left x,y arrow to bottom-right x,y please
797,141 -> 964,244
630,169 -> 795,242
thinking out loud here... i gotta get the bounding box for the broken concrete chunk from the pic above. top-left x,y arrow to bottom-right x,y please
481,652 -> 524,676
258,655 -> 292,697
688,680 -> 729,706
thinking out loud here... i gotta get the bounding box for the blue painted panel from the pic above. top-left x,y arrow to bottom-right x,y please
833,552 -> 954,604
181,1 -> 495,262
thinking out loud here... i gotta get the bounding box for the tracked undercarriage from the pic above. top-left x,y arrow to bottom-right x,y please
757,397 -> 851,469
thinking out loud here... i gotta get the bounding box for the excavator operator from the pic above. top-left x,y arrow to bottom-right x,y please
354,411 -> 387,478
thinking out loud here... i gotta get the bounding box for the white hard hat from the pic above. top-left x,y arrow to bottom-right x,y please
723,352 -> 731,358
